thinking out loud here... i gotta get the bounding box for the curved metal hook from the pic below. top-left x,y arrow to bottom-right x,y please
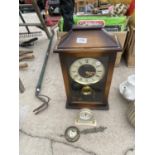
33,94 -> 50,115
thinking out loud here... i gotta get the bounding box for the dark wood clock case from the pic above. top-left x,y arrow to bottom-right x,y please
54,26 -> 122,110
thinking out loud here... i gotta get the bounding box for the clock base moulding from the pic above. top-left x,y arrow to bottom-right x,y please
66,100 -> 109,110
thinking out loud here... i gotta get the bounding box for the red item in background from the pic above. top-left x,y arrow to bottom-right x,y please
45,16 -> 53,26
127,0 -> 135,15
44,0 -> 53,26
24,0 -> 32,4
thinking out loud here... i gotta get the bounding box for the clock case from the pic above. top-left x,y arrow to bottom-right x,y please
54,26 -> 122,110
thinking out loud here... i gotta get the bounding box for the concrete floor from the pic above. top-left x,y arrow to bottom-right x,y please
19,13 -> 135,155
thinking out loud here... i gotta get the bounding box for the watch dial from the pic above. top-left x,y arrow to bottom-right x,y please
79,109 -> 93,120
68,129 -> 77,138
65,126 -> 80,142
69,58 -> 105,85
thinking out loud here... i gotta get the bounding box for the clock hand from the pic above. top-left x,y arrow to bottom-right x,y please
85,71 -> 95,77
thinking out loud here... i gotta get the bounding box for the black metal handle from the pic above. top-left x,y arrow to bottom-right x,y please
35,31 -> 54,94
20,37 -> 38,47
34,29 -> 55,115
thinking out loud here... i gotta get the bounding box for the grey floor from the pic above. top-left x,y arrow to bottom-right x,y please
19,13 -> 135,155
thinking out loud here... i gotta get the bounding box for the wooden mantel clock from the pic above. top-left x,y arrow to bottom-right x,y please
54,26 -> 121,110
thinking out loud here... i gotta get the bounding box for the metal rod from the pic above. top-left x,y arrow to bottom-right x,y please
35,30 -> 54,96
19,78 -> 25,93
32,0 -> 51,39
19,4 -> 33,8
19,23 -> 42,27
33,30 -> 55,114
19,10 -> 30,33
19,31 -> 42,36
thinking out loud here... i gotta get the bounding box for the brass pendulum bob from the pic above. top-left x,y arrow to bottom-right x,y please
81,85 -> 92,96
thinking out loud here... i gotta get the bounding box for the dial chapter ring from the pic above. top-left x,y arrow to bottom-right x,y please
69,58 -> 105,85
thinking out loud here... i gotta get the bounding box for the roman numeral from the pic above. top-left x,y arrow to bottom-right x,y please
85,59 -> 88,63
79,77 -> 83,81
74,74 -> 78,78
96,74 -> 100,77
96,65 -> 101,68
72,70 -> 76,73
78,61 -> 82,65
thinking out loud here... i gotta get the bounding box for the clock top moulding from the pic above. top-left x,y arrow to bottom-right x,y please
54,25 -> 122,54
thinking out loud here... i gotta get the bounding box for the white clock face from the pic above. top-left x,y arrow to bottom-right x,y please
79,109 -> 93,121
69,58 -> 105,85
68,129 -> 77,138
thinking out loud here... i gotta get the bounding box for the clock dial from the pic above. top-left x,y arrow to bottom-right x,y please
69,58 -> 105,85
68,129 -> 77,138
65,126 -> 80,142
79,109 -> 93,121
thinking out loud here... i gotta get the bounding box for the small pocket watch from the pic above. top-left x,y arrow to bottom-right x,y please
65,126 -> 80,142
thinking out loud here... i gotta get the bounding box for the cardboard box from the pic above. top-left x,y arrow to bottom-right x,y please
109,30 -> 127,66
75,0 -> 97,12
59,16 -> 128,32
124,25 -> 135,67
99,0 -> 131,4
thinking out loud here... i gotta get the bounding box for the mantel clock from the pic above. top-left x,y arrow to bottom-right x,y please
54,26 -> 121,110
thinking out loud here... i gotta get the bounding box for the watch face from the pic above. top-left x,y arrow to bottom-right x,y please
65,126 -> 80,142
69,58 -> 105,85
79,108 -> 93,121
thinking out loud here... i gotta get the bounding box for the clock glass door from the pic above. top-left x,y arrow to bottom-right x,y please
63,55 -> 110,104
